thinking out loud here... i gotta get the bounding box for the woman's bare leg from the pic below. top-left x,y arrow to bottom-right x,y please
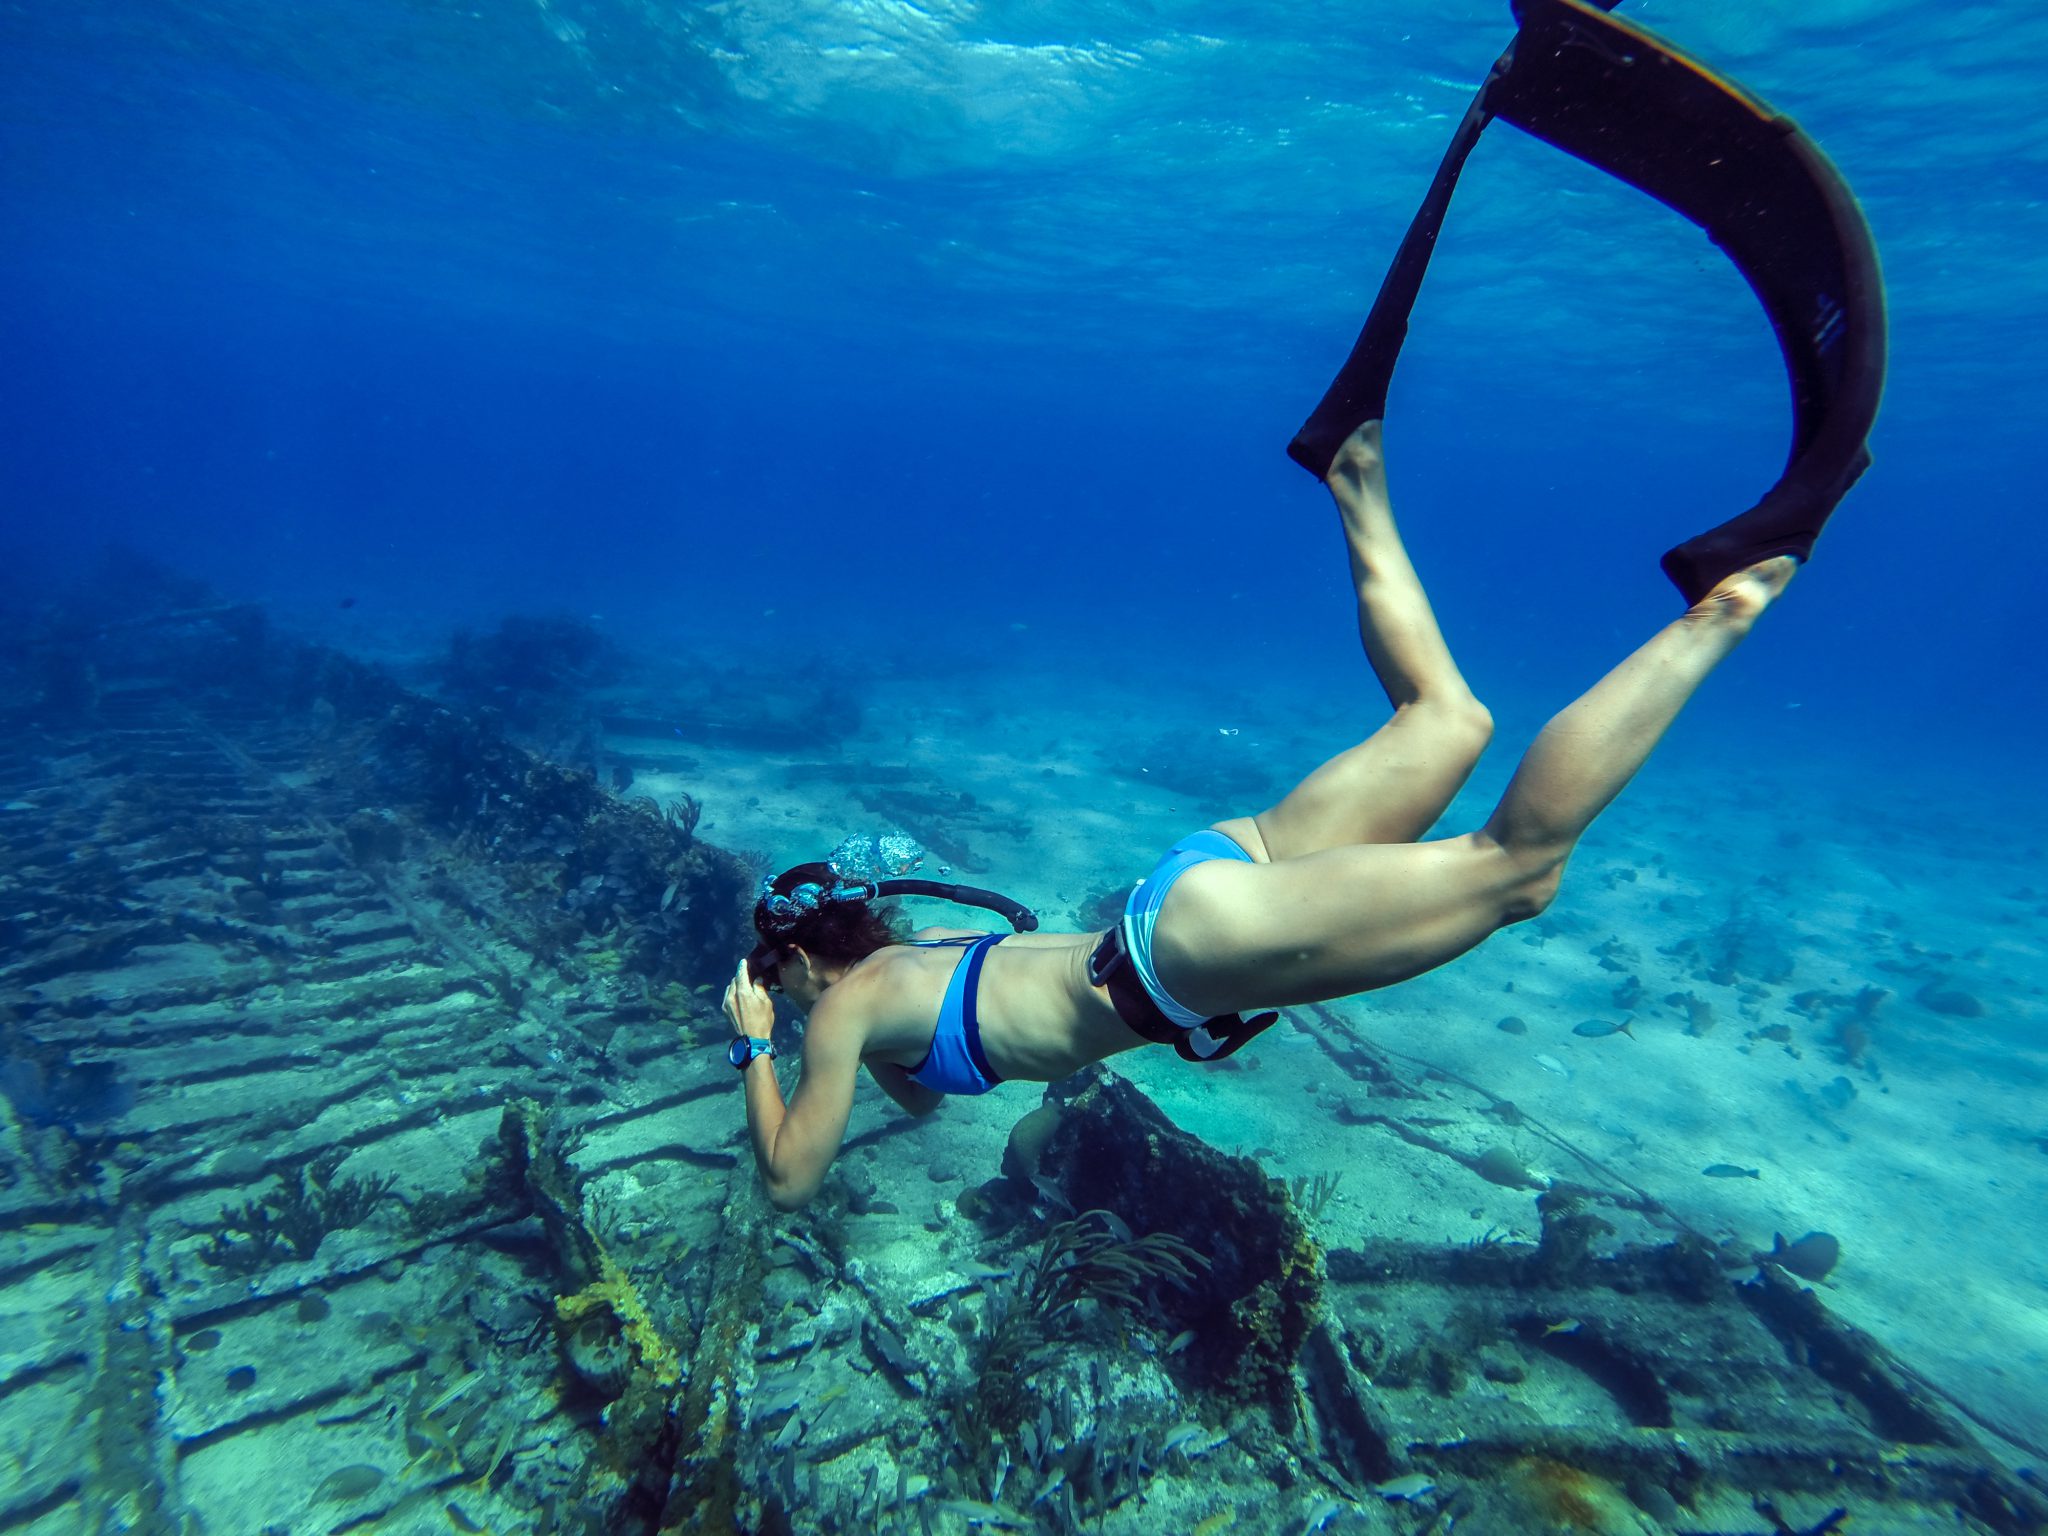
1222,422 -> 1493,864
1168,558 -> 1799,1012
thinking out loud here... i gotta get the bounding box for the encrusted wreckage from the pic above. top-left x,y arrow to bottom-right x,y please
0,571 -> 2040,1536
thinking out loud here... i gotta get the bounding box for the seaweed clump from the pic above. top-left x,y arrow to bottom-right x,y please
1007,1069 -> 1326,1428
962,1209 -> 1207,1447
1523,1189 -> 1616,1288
196,1150 -> 401,1276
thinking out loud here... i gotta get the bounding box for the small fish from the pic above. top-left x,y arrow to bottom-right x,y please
1161,1421 -> 1206,1454
1542,1318 -> 1582,1337
315,1465 -> 386,1503
1374,1473 -> 1437,1501
1300,1498 -> 1344,1535
1702,1164 -> 1760,1179
426,1369 -> 485,1418
864,1318 -> 923,1394
661,882 -> 679,911
452,1398 -> 491,1447
1218,727 -> 1240,737
1030,1467 -> 1067,1505
936,1500 -> 1029,1530
961,1262 -> 1013,1282
1572,1018 -> 1636,1039
991,1441 -> 1012,1503
1030,1174 -> 1074,1213
471,1421 -> 518,1489
408,1413 -> 461,1467
1770,1230 -> 1841,1281
1096,1209 -> 1134,1244
1192,1511 -> 1235,1536
770,1412 -> 805,1452
1535,1054 -> 1570,1077
444,1504 -> 488,1534
1162,1328 -> 1196,1355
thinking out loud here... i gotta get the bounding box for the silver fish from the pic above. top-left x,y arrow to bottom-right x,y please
937,1499 -> 1030,1530
1030,1468 -> 1067,1506
1702,1164 -> 1760,1179
1030,1175 -> 1074,1213
1572,1018 -> 1636,1039
1374,1473 -> 1437,1502
1300,1498 -> 1344,1535
1535,1054 -> 1570,1077
425,1368 -> 485,1418
1161,1422 -> 1206,1454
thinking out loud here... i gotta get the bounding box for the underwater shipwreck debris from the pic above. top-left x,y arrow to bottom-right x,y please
440,612 -> 622,735
0,590 -> 812,1532
1316,1223 -> 2048,1535
9,576 -> 2046,1536
344,691 -> 752,988
489,1097 -> 704,1530
495,1099 -> 683,1412
195,1148 -> 402,1276
994,1068 -> 1324,1428
948,1203 -> 1213,1480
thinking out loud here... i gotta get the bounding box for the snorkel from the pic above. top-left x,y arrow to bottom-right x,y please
746,833 -> 1039,984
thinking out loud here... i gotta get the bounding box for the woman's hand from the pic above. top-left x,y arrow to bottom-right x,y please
723,959 -> 776,1041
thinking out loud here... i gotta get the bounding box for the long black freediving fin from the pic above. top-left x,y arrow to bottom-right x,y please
1288,0 -> 1886,604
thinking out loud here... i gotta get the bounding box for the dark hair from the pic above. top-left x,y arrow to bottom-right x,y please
753,862 -> 905,968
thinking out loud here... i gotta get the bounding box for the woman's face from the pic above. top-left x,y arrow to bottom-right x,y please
775,948 -> 828,1011
765,946 -> 827,1015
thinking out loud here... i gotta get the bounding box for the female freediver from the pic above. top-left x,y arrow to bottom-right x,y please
723,421 -> 1795,1211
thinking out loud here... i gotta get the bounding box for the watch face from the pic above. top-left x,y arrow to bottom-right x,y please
727,1037 -> 751,1068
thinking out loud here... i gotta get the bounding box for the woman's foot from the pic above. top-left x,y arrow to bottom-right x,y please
1689,555 -> 1798,627
1324,421 -> 1390,526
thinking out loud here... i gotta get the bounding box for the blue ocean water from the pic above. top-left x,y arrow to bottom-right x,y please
5,0 -> 2041,747
3,1 -> 2045,1531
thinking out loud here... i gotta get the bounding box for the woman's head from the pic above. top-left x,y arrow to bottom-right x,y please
750,862 -> 904,987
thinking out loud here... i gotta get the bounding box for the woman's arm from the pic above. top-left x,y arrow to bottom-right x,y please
724,961 -> 861,1212
867,1059 -> 943,1117
739,1005 -> 861,1212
